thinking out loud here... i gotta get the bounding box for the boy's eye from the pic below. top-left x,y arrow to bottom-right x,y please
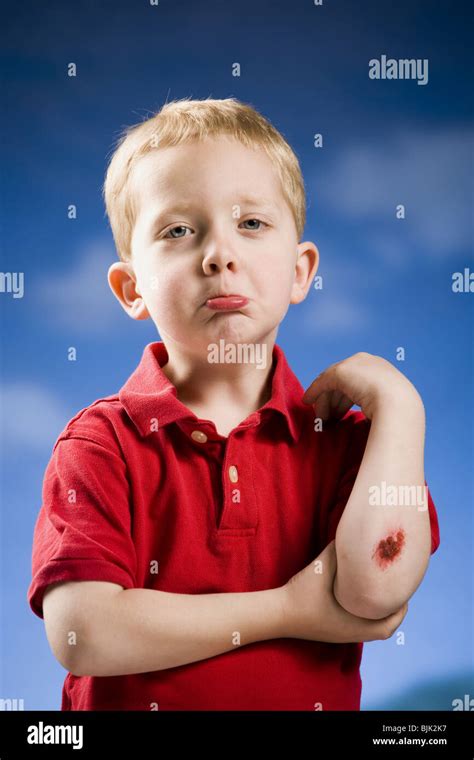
240,218 -> 267,231
163,218 -> 268,240
164,225 -> 192,239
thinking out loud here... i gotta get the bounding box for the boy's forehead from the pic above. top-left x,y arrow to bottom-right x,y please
130,139 -> 287,217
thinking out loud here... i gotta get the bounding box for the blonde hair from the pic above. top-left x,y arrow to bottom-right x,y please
102,97 -> 306,261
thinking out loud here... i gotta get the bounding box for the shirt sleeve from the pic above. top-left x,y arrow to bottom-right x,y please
325,410 -> 441,555
27,430 -> 138,619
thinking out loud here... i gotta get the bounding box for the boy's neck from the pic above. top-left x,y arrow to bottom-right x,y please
160,337 -> 276,435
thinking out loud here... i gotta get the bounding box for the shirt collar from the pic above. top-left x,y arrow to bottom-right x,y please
119,341 -> 306,442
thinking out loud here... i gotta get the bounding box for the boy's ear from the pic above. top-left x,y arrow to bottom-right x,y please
107,261 -> 150,321
290,241 -> 320,305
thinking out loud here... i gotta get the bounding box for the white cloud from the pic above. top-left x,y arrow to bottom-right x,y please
364,233 -> 410,272
302,291 -> 371,334
300,255 -> 374,334
316,126 -> 473,259
34,238 -> 125,334
0,383 -> 70,452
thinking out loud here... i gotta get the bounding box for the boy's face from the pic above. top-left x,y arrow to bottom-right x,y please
108,134 -> 319,357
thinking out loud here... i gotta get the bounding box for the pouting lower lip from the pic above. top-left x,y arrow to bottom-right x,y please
205,295 -> 249,310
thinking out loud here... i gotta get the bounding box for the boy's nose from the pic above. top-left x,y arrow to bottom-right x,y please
202,240 -> 240,274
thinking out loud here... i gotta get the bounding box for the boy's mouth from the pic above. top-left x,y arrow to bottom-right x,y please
205,295 -> 249,311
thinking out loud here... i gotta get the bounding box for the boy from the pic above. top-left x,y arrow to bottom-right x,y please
28,97 -> 440,711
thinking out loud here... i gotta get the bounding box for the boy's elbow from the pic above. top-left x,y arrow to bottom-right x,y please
333,573 -> 407,620
55,643 -> 86,677
42,580 -> 127,677
42,581 -> 102,677
44,613 -> 91,676
46,615 -> 115,677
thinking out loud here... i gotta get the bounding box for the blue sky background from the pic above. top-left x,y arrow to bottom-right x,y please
1,0 -> 473,710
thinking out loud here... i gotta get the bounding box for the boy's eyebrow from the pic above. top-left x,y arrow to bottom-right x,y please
234,195 -> 280,211
147,196 -> 280,232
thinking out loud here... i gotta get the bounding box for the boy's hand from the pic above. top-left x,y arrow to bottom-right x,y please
302,351 -> 423,422
280,541 -> 408,643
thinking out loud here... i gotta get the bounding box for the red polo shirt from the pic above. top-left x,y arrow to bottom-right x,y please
28,341 -> 440,711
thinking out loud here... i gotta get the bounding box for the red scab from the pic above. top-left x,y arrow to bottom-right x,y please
372,530 -> 406,570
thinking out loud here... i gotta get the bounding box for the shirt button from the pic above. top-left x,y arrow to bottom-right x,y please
191,430 -> 208,443
228,465 -> 238,483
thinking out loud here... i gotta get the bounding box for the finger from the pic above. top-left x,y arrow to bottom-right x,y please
330,390 -> 344,409
335,394 -> 355,418
313,391 -> 331,422
326,391 -> 347,421
330,390 -> 351,419
323,391 -> 352,422
302,365 -> 341,405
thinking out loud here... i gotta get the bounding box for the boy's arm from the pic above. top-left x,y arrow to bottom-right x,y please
303,353 -> 433,621
43,580 -> 287,677
332,396 -> 432,619
43,547 -> 409,678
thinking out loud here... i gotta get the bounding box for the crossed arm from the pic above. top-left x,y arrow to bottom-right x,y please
332,397 -> 432,619
42,385 -> 431,678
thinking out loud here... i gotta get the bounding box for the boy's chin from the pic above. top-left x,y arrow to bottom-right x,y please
203,325 -> 262,347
